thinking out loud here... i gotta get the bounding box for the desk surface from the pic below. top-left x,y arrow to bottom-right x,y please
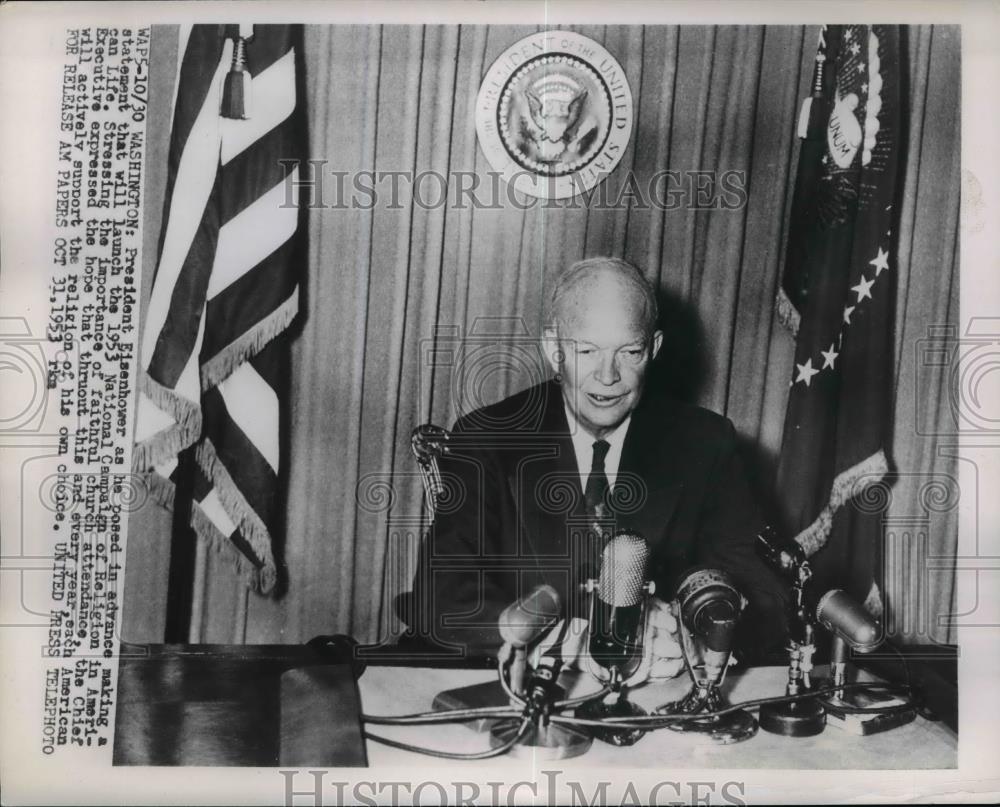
114,645 -> 957,769
358,665 -> 957,769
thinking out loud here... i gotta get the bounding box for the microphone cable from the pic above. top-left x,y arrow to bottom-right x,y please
364,716 -> 532,760
544,680 -> 916,731
360,681 -> 915,758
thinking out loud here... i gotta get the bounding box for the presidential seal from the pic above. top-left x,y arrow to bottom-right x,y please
476,31 -> 634,200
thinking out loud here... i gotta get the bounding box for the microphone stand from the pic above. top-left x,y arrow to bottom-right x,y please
655,569 -> 757,743
758,561 -> 827,737
656,617 -> 758,743
814,635 -> 917,735
488,646 -> 593,759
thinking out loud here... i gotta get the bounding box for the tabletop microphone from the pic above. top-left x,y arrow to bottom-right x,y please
815,588 -> 881,653
576,531 -> 654,747
658,567 -> 758,743
496,584 -> 562,699
497,584 -> 561,648
587,532 -> 651,679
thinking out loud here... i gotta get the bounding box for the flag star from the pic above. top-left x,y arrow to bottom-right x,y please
795,359 -> 820,387
861,82 -> 868,93
869,246 -> 890,276
850,42 -> 861,56
856,62 -> 865,74
843,305 -> 856,325
852,274 -> 875,302
821,343 -> 839,369
845,28 -> 853,40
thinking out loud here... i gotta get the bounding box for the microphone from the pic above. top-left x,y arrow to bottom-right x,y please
497,584 -> 561,648
587,532 -> 652,679
575,531 -> 654,747
813,590 -> 916,734
657,567 -> 758,743
496,585 -> 561,699
675,567 -> 743,654
754,525 -> 808,579
815,588 -> 881,653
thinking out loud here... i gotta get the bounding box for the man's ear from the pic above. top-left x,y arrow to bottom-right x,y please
542,326 -> 562,375
650,329 -> 664,361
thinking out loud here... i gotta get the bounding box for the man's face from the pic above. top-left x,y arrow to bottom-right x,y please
545,277 -> 663,440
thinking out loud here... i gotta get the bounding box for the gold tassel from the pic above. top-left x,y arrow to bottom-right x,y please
221,24 -> 254,120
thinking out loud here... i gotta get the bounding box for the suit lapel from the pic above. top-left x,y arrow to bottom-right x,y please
617,392 -> 685,544
509,381 -> 579,564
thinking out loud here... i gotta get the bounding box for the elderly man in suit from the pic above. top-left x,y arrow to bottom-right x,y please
409,257 -> 786,673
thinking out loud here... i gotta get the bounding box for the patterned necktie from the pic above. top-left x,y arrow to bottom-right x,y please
584,439 -> 611,525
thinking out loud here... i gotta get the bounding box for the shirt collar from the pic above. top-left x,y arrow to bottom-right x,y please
563,403 -> 631,485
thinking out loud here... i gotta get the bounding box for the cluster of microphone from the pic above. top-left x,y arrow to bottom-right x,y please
356,526 -> 914,759
485,526 -> 899,753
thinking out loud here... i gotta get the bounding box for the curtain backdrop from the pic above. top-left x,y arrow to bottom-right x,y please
123,24 -> 960,647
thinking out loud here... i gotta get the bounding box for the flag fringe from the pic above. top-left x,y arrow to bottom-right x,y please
194,438 -> 278,593
793,448 -> 889,557
189,499 -> 273,593
200,292 -> 299,391
132,374 -> 202,473
143,470 -> 272,592
775,287 -> 801,336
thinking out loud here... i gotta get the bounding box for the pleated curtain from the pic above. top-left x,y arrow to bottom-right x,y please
123,24 -> 960,647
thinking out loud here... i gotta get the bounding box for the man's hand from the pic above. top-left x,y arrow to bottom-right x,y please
533,596 -> 685,683
634,596 -> 685,681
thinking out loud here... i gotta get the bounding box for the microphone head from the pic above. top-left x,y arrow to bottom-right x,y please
498,584 -> 561,647
815,589 -> 881,653
598,532 -> 650,607
675,567 -> 743,652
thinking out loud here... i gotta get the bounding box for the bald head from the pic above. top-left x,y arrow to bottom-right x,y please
545,257 -> 659,337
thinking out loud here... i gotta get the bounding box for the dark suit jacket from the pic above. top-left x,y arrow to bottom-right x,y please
408,379 -> 787,658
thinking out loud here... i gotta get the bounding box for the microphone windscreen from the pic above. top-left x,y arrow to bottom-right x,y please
815,589 -> 881,653
675,567 -> 743,651
498,584 -> 561,647
598,532 -> 650,607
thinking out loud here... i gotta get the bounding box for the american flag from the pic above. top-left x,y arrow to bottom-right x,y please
775,25 -> 902,613
133,25 -> 304,593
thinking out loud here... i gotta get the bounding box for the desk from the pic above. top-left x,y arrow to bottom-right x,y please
359,666 -> 957,769
113,645 -> 957,768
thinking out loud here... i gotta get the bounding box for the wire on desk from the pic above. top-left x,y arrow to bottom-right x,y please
364,717 -> 532,760
363,706 -> 522,725
546,681 -> 915,731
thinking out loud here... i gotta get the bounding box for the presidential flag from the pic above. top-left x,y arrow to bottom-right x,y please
775,25 -> 902,612
133,25 -> 304,593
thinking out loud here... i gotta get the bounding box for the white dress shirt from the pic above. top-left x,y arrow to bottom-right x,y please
563,405 -> 631,493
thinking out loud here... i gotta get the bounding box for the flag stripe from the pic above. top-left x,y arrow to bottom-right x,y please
141,42 -> 230,374
220,123 -> 299,222
201,388 -> 279,523
201,239 -> 298,361
207,170 -> 300,299
218,363 -> 281,472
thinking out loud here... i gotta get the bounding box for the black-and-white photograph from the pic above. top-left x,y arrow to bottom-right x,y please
7,3 -> 998,802
108,20 -> 962,774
